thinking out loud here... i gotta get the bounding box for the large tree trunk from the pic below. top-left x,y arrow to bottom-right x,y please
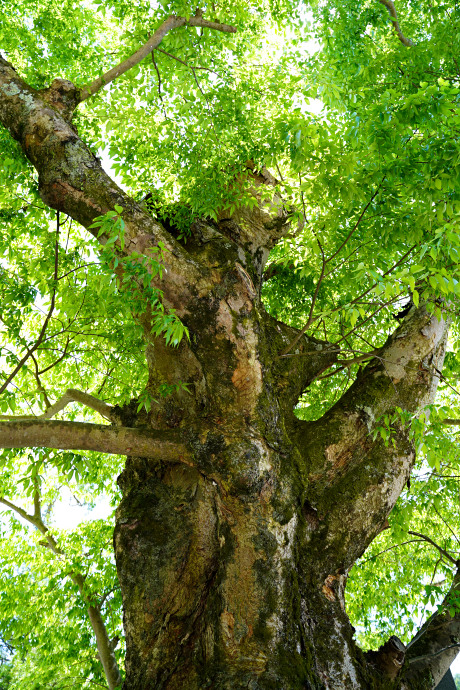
0,56 -> 454,690
111,217 -> 448,689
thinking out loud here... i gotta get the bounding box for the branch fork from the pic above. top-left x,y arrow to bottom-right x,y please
79,12 -> 236,102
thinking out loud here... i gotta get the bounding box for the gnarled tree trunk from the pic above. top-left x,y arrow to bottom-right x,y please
0,54 -> 455,690
112,228 -> 448,688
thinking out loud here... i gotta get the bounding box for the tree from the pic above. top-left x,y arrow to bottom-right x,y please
1,0 -> 460,687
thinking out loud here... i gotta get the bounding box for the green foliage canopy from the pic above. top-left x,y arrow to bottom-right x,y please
1,0 -> 460,684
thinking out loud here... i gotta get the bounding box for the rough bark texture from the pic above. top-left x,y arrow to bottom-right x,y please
0,420 -> 190,460
0,57 -> 455,689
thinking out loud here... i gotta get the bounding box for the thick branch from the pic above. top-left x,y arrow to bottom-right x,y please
0,388 -> 115,422
86,601 -> 123,690
79,13 -> 236,102
366,636 -> 406,680
216,162 -> 289,267
0,54 -> 206,315
403,569 -> 460,687
0,496 -> 45,531
261,311 -> 338,411
0,419 -> 191,461
41,388 -> 114,420
297,303 -> 449,576
379,0 -> 414,47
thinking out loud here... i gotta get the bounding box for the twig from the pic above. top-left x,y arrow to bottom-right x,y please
327,183 -> 384,265
154,47 -> 220,76
0,214 -> 60,395
360,539 -> 425,564
38,336 -> 71,375
30,353 -> 51,408
430,365 -> 460,398
151,51 -> 163,101
33,476 -> 42,520
432,505 -> 460,546
281,182 -> 385,355
57,262 -> 98,282
275,159 -> 285,183
334,295 -> 400,347
408,530 -> 459,566
291,243 -> 418,333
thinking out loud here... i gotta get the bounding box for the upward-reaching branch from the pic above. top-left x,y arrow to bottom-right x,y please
0,388 -> 115,422
0,54 -> 205,314
79,13 -> 237,102
379,0 -> 414,47
296,303 -> 449,575
404,568 -> 460,687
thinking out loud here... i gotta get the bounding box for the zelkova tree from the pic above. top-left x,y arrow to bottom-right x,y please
1,0 -> 460,688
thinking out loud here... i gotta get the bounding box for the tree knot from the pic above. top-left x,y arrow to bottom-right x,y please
39,78 -> 81,120
366,635 -> 406,679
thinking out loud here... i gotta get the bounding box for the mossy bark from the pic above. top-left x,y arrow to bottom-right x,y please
0,59 -> 453,689
111,271 -> 448,689
111,216 -> 448,688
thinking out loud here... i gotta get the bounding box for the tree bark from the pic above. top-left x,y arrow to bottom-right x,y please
0,56 -> 454,689
112,298 -> 448,689
0,419 -> 191,461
